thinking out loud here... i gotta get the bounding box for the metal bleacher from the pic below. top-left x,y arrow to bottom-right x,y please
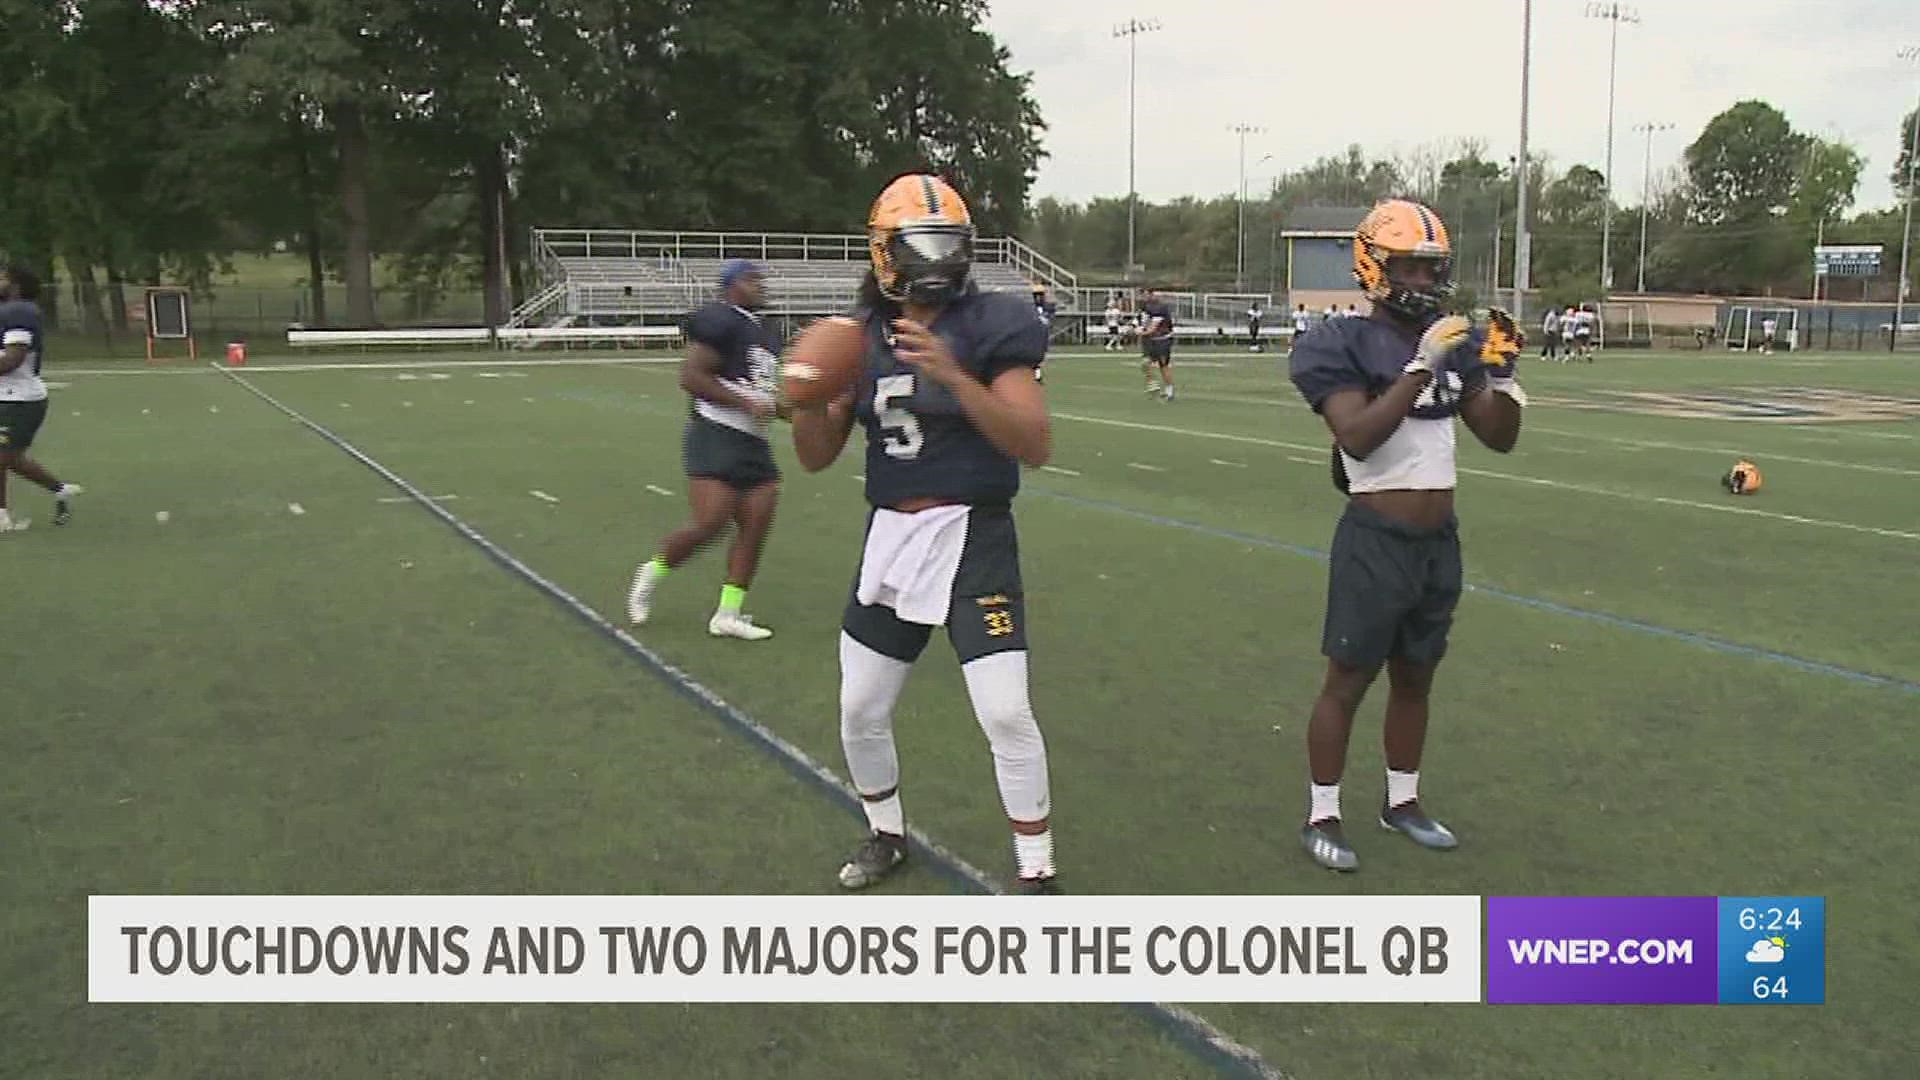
512,229 -> 1079,330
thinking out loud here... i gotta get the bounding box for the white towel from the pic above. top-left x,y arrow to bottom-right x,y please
855,505 -> 973,626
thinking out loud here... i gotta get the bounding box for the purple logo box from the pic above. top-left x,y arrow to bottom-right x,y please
1487,897 -> 1718,1004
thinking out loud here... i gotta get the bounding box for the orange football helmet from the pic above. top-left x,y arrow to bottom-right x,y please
868,173 -> 974,305
1353,198 -> 1454,319
1723,459 -> 1763,495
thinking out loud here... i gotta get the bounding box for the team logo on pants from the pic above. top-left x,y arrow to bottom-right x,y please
975,594 -> 1017,637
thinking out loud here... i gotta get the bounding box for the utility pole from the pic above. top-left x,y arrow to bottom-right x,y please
1632,121 -> 1671,293
1230,127 -> 1267,292
1114,18 -> 1163,281
1898,46 -> 1920,350
1513,0 -> 1534,320
1587,3 -> 1640,298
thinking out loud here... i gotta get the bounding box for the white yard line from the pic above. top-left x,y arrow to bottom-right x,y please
529,490 -> 561,504
1532,425 -> 1920,477
1126,461 -> 1166,472
287,503 -> 306,516
64,356 -> 679,377
1209,458 -> 1247,468
644,484 -> 674,497
1054,410 -> 1920,543
1040,465 -> 1081,477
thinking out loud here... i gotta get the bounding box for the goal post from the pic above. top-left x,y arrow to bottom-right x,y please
1722,306 -> 1800,352
1598,302 -> 1653,348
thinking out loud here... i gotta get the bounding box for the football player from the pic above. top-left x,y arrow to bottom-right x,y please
626,259 -> 784,640
1291,304 -> 1313,352
0,266 -> 81,534
1139,287 -> 1175,401
1286,199 -> 1526,872
790,174 -> 1060,895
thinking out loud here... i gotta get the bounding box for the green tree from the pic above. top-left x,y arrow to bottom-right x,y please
197,0 -> 417,325
1685,101 -> 1805,226
1894,107 -> 1918,205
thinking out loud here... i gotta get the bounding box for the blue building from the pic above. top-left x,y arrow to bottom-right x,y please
1282,206 -> 1368,316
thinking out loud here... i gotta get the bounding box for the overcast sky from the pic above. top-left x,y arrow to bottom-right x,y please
984,0 -> 1919,212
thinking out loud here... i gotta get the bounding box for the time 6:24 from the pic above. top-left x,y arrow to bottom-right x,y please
1739,907 -> 1802,932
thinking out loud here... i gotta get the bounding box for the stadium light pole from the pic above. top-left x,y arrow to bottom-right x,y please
1512,0 -> 1534,320
1632,121 -> 1672,294
1587,3 -> 1640,298
1898,46 -> 1920,350
1231,129 -> 1268,292
1115,18 -> 1163,281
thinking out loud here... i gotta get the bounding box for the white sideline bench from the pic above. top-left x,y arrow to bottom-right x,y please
287,326 -> 685,348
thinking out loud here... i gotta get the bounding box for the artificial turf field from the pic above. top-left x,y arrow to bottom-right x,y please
5,343 -> 1917,1079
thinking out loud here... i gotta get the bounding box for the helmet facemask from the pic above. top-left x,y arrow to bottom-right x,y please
878,221 -> 974,306
1375,252 -> 1455,321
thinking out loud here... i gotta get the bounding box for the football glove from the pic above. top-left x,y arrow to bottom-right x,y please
1408,314 -> 1472,376
1479,307 -> 1528,406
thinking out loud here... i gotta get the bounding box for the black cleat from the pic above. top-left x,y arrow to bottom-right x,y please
1379,801 -> 1459,850
836,830 -> 908,890
1011,874 -> 1064,895
52,484 -> 81,526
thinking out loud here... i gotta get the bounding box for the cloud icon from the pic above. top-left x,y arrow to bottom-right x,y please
1746,938 -> 1786,964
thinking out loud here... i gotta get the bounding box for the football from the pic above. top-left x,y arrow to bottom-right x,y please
782,316 -> 866,407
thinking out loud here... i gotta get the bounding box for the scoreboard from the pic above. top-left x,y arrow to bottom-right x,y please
1813,244 -> 1882,277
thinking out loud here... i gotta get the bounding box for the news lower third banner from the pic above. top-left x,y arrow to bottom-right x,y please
88,895 -> 1824,1004
88,895 -> 1482,1004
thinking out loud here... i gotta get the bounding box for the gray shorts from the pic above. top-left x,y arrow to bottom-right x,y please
1321,500 -> 1462,670
683,416 -> 778,491
842,503 -> 1026,664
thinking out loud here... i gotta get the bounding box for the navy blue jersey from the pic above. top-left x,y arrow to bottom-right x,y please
1141,300 -> 1174,338
684,301 -> 779,435
685,301 -> 779,384
1288,314 -> 1488,422
852,289 -> 1047,507
0,299 -> 47,401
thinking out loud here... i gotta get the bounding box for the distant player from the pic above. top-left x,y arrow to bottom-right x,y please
626,259 -> 783,640
0,266 -> 81,534
1540,307 -> 1560,362
1561,306 -> 1579,360
1573,305 -> 1595,361
1345,304 -> 1360,319
1138,288 -> 1175,400
789,173 -> 1061,894
1324,304 -> 1339,323
1247,301 -> 1265,353
1286,199 -> 1526,872
1031,287 -> 1056,382
1760,315 -> 1778,355
1291,303 -> 1313,351
1103,296 -> 1124,351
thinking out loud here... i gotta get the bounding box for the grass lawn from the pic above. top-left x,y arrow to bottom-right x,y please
5,344 -> 1916,1078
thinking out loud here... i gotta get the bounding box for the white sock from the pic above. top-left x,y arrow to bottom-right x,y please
1387,769 -> 1419,809
862,791 -> 905,836
1309,783 -> 1341,824
1013,830 -> 1055,879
